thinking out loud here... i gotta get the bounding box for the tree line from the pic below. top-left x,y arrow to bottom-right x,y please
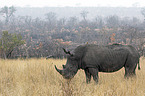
0,6 -> 145,59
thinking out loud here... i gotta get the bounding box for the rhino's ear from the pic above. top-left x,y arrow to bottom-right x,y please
63,48 -> 73,56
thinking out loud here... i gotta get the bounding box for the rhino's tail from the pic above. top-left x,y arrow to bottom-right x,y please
138,60 -> 141,70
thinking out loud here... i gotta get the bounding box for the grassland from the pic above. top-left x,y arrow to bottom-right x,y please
0,58 -> 145,96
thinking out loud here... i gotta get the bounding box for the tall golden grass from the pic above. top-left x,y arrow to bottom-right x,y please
0,58 -> 145,96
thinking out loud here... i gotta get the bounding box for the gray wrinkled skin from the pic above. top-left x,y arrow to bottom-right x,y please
55,44 -> 140,84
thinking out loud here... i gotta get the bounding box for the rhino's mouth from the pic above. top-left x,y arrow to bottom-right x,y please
55,65 -> 74,79
63,73 -> 74,79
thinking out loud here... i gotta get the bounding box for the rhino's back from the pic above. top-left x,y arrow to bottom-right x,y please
81,45 -> 128,72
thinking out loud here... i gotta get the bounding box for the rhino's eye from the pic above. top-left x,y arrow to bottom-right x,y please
69,66 -> 73,69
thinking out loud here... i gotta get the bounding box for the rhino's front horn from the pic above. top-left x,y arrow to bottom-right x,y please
55,65 -> 64,75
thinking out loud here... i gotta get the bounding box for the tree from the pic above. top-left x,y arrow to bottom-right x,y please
95,16 -> 104,28
67,16 -> 78,29
106,15 -> 119,28
80,10 -> 89,21
57,18 -> 66,30
45,12 -> 57,31
0,6 -> 16,24
0,31 -> 25,59
141,8 -> 145,20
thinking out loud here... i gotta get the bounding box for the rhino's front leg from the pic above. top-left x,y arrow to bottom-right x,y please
88,68 -> 99,84
84,68 -> 91,83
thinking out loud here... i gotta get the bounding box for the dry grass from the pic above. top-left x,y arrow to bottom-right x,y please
0,58 -> 145,96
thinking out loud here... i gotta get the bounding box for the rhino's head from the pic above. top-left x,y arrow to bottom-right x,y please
55,48 -> 79,79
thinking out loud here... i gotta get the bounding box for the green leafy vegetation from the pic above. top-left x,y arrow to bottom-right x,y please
0,31 -> 25,59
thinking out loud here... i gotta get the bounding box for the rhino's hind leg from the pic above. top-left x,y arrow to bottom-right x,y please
124,63 -> 136,78
84,68 -> 91,83
88,68 -> 99,84
124,67 -> 136,78
124,55 -> 137,78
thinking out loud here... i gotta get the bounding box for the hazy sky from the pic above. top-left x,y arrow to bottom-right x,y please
1,0 -> 145,7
